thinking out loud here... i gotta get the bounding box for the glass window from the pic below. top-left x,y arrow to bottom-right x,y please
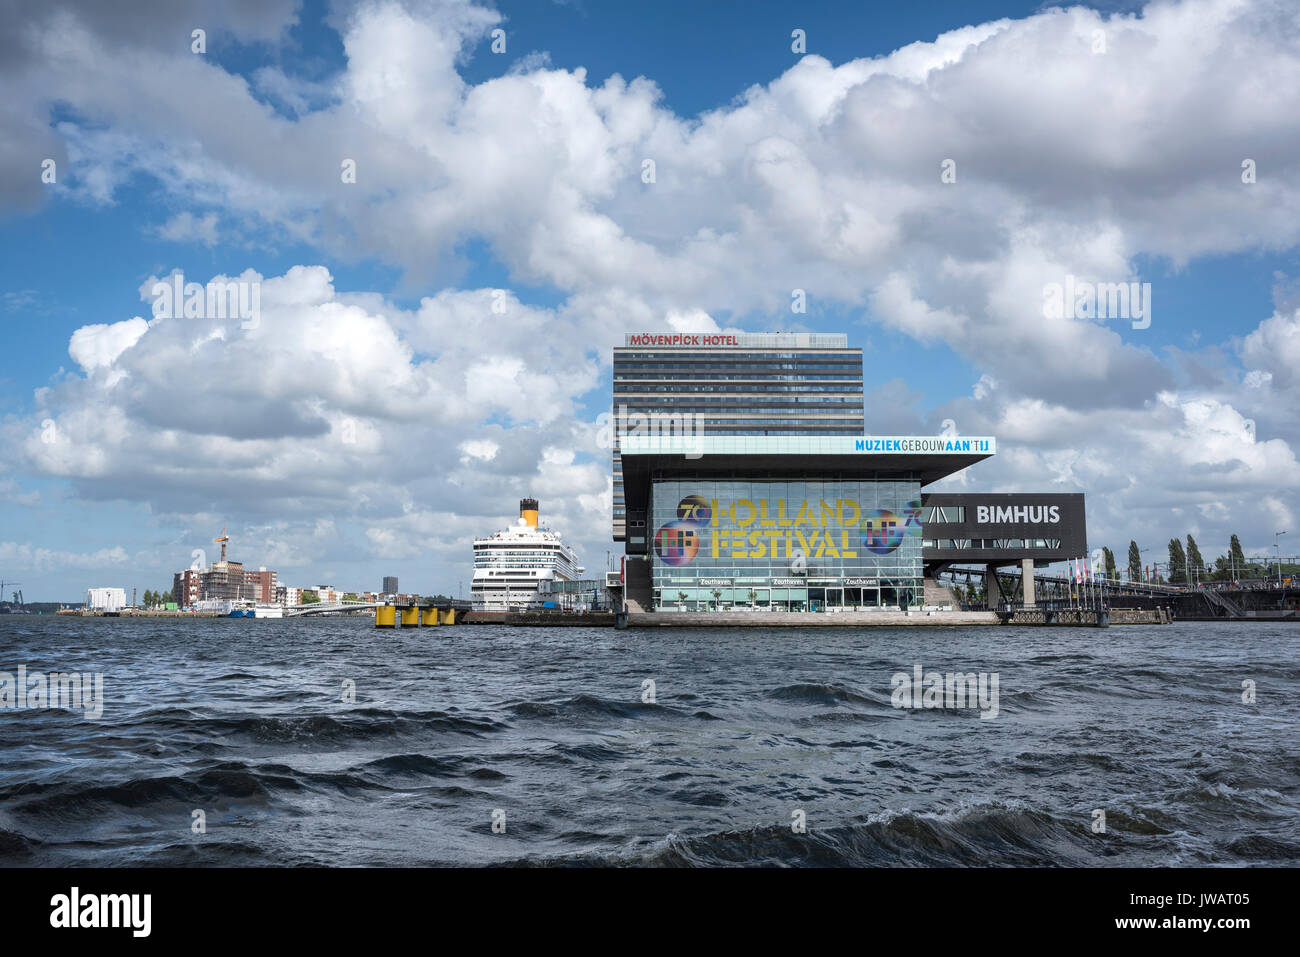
648,479 -> 922,610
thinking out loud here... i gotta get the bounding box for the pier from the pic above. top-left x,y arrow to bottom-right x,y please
374,601 -> 471,627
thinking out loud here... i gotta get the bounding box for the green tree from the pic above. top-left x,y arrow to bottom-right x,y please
163,590 -> 173,605
301,591 -> 320,604
1128,541 -> 1142,581
1230,534 -> 1246,578
1186,535 -> 1205,583
1168,538 -> 1187,584
1102,546 -> 1116,580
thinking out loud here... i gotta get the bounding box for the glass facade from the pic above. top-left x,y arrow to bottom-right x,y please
650,479 -> 922,611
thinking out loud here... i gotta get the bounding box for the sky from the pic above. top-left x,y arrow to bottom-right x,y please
1,0 -> 1298,601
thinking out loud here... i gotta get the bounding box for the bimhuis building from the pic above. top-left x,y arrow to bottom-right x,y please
612,332 -> 1086,613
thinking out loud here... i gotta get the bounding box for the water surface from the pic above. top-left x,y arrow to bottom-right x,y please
1,617 -> 1296,866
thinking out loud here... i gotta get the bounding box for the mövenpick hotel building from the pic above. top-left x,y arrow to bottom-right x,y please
612,332 -> 865,541
613,333 -> 1087,613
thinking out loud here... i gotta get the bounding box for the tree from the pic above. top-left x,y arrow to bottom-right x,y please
1103,546 -> 1116,580
1168,538 -> 1186,584
1186,535 -> 1205,583
342,593 -> 359,602
1230,534 -> 1246,578
301,591 -> 320,604
1128,541 -> 1141,581
163,590 -> 173,605
676,591 -> 688,608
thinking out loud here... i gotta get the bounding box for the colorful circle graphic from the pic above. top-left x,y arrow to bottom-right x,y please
654,520 -> 701,566
653,495 -> 711,566
860,509 -> 907,555
677,494 -> 712,524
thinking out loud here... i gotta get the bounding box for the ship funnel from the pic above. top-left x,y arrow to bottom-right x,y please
520,497 -> 539,527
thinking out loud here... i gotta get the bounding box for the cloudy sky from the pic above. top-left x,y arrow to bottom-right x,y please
1,0 -> 1298,600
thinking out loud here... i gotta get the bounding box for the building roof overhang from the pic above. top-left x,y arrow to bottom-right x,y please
618,435 -> 996,513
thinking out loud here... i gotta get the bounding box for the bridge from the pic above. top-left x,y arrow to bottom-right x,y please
936,565 -> 1295,619
284,600 -> 384,617
285,598 -> 475,619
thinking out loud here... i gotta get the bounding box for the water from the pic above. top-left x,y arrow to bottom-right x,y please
1,617 -> 1297,866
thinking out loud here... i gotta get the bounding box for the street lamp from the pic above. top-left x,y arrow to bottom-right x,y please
1275,532 -> 1288,584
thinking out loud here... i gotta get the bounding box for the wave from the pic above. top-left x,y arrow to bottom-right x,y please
765,683 -> 887,707
114,707 -> 507,744
507,694 -> 684,721
0,828 -> 38,862
507,803 -> 1111,867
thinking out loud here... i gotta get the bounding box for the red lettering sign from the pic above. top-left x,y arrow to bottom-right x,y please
628,333 -> 739,346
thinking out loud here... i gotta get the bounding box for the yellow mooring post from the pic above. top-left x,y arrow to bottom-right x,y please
440,607 -> 456,625
401,605 -> 420,628
421,606 -> 438,626
375,605 -> 396,628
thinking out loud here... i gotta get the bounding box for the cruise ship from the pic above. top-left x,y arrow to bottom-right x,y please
471,498 -> 585,611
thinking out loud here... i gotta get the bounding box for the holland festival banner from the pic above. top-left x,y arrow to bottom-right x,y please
655,492 -> 922,566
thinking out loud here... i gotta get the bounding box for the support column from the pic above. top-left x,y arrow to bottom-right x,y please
984,563 -> 999,608
1022,558 -> 1036,607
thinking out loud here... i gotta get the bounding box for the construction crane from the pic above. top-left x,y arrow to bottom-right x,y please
214,527 -> 229,564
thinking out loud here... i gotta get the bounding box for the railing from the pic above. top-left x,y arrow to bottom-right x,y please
1201,588 -> 1244,618
285,600 -> 382,617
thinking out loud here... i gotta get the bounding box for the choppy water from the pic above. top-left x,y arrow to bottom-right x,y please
0,616 -> 1297,866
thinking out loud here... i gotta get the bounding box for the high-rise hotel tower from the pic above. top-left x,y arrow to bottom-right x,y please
611,332 -> 865,544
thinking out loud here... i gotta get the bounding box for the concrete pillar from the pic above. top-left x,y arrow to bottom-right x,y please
1022,558 -> 1036,606
984,563 -> 1001,607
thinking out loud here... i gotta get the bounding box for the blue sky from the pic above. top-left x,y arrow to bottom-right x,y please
1,0 -> 1298,600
